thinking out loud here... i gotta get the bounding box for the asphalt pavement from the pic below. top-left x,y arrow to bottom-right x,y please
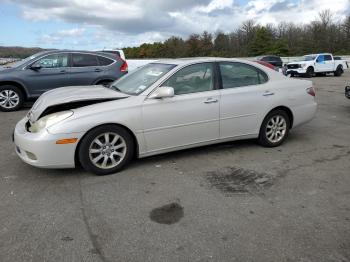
1,72 -> 349,262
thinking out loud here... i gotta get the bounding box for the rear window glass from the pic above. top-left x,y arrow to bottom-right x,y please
219,62 -> 268,89
72,54 -> 98,67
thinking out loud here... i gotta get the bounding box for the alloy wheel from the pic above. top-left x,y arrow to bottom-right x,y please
88,132 -> 127,169
265,115 -> 287,143
0,90 -> 20,109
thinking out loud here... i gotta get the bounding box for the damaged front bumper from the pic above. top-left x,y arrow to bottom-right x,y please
14,117 -> 85,169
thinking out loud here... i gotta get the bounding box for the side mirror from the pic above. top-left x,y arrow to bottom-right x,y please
30,64 -> 42,70
149,86 -> 174,99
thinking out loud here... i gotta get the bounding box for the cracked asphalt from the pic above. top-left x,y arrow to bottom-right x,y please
1,72 -> 350,262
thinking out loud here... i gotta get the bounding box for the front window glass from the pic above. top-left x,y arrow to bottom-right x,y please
304,55 -> 316,61
162,63 -> 214,95
110,63 -> 176,95
33,54 -> 68,68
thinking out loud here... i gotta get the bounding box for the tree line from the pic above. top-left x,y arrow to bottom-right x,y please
124,10 -> 350,58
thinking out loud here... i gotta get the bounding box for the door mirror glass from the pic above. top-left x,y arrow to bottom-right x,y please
30,64 -> 42,70
149,86 -> 174,99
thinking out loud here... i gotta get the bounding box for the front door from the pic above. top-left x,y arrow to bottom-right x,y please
22,53 -> 70,96
142,63 -> 220,154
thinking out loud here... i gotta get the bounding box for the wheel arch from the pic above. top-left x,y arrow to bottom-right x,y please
263,106 -> 294,129
0,81 -> 28,99
74,123 -> 140,167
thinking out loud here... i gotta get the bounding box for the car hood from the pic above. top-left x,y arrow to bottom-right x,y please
0,66 -> 15,73
28,85 -> 129,122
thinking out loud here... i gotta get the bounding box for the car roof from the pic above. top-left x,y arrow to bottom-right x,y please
34,49 -> 116,59
151,57 -> 256,66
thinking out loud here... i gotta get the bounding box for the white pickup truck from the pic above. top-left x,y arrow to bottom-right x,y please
286,53 -> 348,77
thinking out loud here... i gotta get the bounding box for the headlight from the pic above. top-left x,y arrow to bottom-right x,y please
300,63 -> 306,68
29,111 -> 73,133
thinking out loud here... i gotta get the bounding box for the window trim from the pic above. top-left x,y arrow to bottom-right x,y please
217,61 -> 269,90
152,62 -> 219,97
24,52 -> 116,70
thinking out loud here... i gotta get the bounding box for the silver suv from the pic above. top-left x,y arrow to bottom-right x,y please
0,50 -> 128,111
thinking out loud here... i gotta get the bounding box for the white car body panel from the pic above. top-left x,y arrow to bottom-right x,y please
14,58 -> 317,169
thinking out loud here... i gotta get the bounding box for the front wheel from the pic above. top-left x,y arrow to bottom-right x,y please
258,110 -> 290,147
0,85 -> 24,112
305,67 -> 314,78
78,125 -> 135,175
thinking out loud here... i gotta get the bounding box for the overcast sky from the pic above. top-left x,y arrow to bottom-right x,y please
0,0 -> 349,50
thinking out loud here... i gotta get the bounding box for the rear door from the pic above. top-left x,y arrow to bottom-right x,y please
69,53 -> 104,85
218,62 -> 272,138
323,55 -> 334,71
22,53 -> 71,96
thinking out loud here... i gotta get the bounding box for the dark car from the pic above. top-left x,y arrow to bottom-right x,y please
346,86 -> 350,99
0,50 -> 128,111
256,55 -> 283,68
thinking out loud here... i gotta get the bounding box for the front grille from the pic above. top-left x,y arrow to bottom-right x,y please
287,64 -> 300,69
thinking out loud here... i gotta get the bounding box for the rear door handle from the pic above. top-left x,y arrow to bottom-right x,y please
95,68 -> 102,72
204,98 -> 218,104
263,91 -> 274,97
59,70 -> 66,74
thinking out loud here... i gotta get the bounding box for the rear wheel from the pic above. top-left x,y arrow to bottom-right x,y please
258,110 -> 290,147
334,66 -> 343,77
78,125 -> 135,175
0,85 -> 24,112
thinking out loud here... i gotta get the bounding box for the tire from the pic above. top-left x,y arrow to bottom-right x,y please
0,85 -> 24,112
78,125 -> 135,175
98,80 -> 113,88
258,110 -> 290,147
334,66 -> 343,77
305,67 -> 314,78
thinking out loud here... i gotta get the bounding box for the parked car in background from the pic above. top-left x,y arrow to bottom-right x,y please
255,60 -> 277,71
14,58 -> 317,175
256,55 -> 283,68
0,50 -> 128,111
98,49 -> 126,61
345,86 -> 350,99
286,53 -> 348,78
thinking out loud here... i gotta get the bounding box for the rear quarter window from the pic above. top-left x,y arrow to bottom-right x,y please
98,56 -> 114,66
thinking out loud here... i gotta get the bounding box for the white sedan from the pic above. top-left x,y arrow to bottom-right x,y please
14,58 -> 317,175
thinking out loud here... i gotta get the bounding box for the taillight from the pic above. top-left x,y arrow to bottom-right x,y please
120,59 -> 128,72
306,87 -> 316,97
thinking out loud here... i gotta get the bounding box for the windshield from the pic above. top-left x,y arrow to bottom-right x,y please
303,55 -> 316,61
110,63 -> 176,95
6,52 -> 45,68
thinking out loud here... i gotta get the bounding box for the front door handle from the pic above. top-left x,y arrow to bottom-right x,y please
95,68 -> 102,72
59,70 -> 66,74
263,91 -> 274,97
204,98 -> 218,104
